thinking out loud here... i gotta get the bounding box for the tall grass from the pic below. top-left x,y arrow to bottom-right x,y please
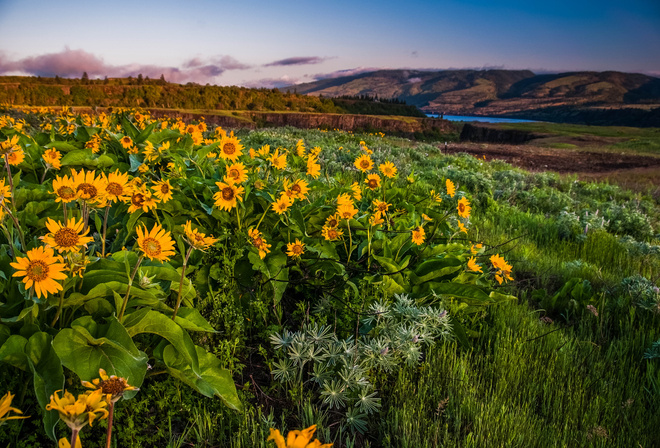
381,302 -> 660,447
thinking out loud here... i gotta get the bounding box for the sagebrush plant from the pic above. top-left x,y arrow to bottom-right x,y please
270,294 -> 452,433
617,275 -> 660,313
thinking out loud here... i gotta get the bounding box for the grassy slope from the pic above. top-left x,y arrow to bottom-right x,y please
2,125 -> 658,448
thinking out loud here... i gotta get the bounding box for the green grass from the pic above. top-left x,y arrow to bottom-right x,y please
381,302 -> 660,447
488,122 -> 660,155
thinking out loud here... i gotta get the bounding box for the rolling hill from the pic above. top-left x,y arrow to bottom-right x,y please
284,69 -> 660,126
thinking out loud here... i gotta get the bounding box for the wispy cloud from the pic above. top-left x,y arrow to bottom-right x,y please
0,48 -> 251,84
312,67 -> 380,80
243,75 -> 301,89
264,56 -> 328,67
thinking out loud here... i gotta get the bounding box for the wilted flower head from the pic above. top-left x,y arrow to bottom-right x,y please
81,368 -> 138,403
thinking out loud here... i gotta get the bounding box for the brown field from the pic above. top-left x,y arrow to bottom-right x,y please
443,142 -> 660,197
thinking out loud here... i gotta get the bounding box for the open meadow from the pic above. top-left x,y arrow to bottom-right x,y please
0,106 -> 658,448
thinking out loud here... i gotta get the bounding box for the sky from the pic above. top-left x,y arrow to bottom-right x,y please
0,0 -> 659,87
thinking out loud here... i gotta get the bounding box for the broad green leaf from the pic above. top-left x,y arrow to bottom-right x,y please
0,334 -> 28,371
163,344 -> 242,411
60,150 -> 113,168
135,121 -> 158,144
249,251 -> 289,306
174,308 -> 216,333
121,117 -> 140,140
427,282 -> 492,303
25,332 -> 64,441
414,257 -> 463,278
290,208 -> 307,236
0,324 -> 10,346
44,141 -> 78,152
123,309 -> 199,373
489,291 -> 517,303
53,316 -> 148,395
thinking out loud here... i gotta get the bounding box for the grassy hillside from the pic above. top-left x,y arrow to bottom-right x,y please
286,69 -> 660,126
0,108 -> 658,447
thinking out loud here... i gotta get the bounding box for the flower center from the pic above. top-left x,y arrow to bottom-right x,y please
160,184 -> 170,194
328,229 -> 338,239
77,183 -> 97,198
143,238 -> 162,257
106,182 -> 123,196
368,179 -> 378,189
223,142 -> 236,155
360,160 -> 370,169
57,186 -> 76,200
291,184 -> 301,194
132,193 -> 145,207
26,260 -> 49,282
327,218 -> 338,227
54,227 -> 80,248
229,169 -> 240,179
100,378 -> 127,397
222,187 -> 235,201
459,203 -> 466,213
292,245 -> 303,255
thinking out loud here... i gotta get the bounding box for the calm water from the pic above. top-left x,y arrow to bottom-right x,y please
426,114 -> 537,123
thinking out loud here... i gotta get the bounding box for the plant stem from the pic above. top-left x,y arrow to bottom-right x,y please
1,224 -> 13,258
102,204 -> 110,257
70,429 -> 79,448
4,155 -> 16,210
1,203 -> 25,251
254,206 -> 270,231
153,209 -> 161,226
105,401 -> 115,448
40,166 -> 50,185
118,256 -> 143,321
235,205 -> 241,230
51,288 -> 65,328
172,246 -> 193,320
81,201 -> 89,233
347,220 -> 354,264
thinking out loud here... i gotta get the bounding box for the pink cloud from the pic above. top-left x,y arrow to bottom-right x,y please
0,48 -> 251,84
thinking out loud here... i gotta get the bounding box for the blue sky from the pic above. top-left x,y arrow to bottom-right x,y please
0,0 -> 658,86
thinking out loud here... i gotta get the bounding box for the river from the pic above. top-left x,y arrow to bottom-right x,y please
426,114 -> 537,123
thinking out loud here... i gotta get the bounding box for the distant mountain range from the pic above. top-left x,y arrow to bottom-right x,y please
284,70 -> 660,126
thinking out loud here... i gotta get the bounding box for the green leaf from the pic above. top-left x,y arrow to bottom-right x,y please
122,309 -> 199,373
25,332 -> 64,441
147,129 -> 180,145
0,324 -> 10,346
248,251 -> 289,306
44,141 -> 79,152
135,122 -> 157,144
414,257 -> 463,277
121,117 -> 140,140
427,282 -> 492,303
174,308 -> 217,333
449,315 -> 471,348
53,316 -> 148,395
489,291 -> 517,303
163,344 -> 242,411
290,208 -> 307,236
60,150 -> 114,168
0,334 -> 28,371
